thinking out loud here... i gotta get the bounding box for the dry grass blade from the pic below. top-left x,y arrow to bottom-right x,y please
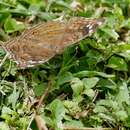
35,115 -> 48,130
63,127 -> 117,130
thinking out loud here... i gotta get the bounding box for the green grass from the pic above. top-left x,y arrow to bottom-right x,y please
0,0 -> 130,130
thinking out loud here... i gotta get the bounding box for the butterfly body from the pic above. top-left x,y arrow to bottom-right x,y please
2,17 -> 104,69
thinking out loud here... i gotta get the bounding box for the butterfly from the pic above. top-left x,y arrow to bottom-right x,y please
1,17 -> 105,69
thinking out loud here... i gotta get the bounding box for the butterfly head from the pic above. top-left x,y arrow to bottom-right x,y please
82,18 -> 105,36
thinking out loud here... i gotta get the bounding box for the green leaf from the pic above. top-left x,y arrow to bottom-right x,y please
96,99 -> 119,111
125,117 -> 130,127
94,105 -> 108,113
62,46 -> 76,67
97,79 -> 117,90
11,4 -> 30,16
0,12 -> 10,24
8,85 -> 19,109
64,120 -> 84,128
115,110 -> 128,122
28,4 -> 41,16
74,71 -> 115,78
121,18 -> 130,29
82,77 -> 99,89
83,89 -> 95,99
1,106 -> 12,115
4,17 -> 25,33
115,81 -> 130,106
117,44 -> 130,60
119,51 -> 130,61
98,113 -> 116,123
55,0 -> 70,9
40,113 -> 54,129
63,100 -> 81,116
49,99 -> 65,128
33,83 -> 47,96
89,115 -> 103,127
107,56 -> 128,71
101,27 -> 119,40
86,49 -> 104,66
57,72 -> 74,86
0,122 -> 10,130
71,78 -> 84,100
38,12 -> 56,21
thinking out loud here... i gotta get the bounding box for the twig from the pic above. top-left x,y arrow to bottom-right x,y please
92,90 -> 99,103
35,114 -> 48,130
37,81 -> 52,110
34,81 -> 52,130
62,126 -> 116,130
44,0 -> 48,6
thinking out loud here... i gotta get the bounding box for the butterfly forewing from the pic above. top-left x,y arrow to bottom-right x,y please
57,17 -> 105,51
3,17 -> 104,69
4,21 -> 67,68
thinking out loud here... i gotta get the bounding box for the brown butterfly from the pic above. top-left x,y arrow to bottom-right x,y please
1,17 -> 104,69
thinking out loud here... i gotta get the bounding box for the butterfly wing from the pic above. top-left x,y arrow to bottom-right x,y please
56,17 -> 105,52
4,21 -> 67,68
3,17 -> 104,69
